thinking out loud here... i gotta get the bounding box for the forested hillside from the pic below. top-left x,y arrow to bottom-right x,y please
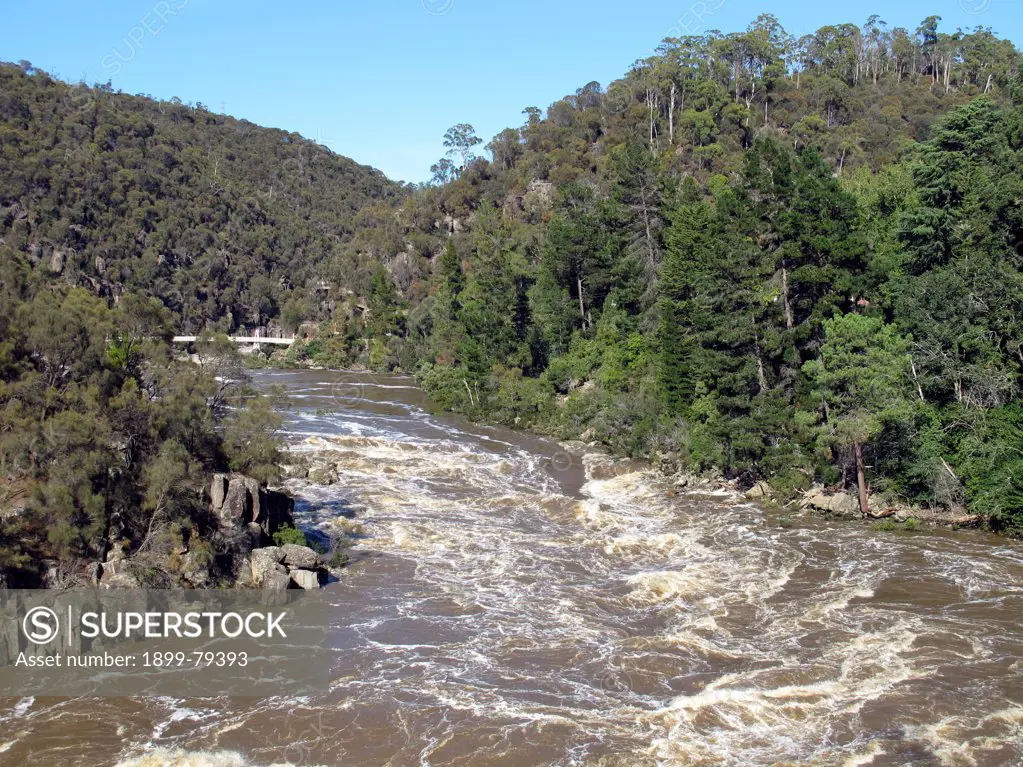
315,15 -> 1022,531
0,61 -> 404,332
0,61 -> 401,584
3,14 -> 1023,538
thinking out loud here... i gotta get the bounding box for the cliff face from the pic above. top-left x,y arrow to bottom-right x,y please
210,473 -> 295,542
92,474 -> 302,590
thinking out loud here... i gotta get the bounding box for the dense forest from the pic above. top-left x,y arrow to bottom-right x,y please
0,61 -> 403,331
350,15 -> 1023,532
2,13 -> 1023,552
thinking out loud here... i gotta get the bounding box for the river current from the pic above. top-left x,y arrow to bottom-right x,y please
1,369 -> 1022,766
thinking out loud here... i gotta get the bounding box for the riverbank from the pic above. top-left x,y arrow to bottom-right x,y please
262,355 -> 1003,538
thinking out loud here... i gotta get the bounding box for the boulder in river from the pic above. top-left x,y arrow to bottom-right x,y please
308,465 -> 339,486
281,544 -> 320,570
801,490 -> 861,518
261,566 -> 290,605
746,480 -> 772,499
250,546 -> 286,586
249,545 -> 328,589
282,456 -> 310,480
289,569 -> 322,590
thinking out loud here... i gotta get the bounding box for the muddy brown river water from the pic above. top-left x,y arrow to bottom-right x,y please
2,369 -> 1022,766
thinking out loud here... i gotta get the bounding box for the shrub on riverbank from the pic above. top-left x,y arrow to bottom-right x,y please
0,282 -> 286,585
272,525 -> 308,547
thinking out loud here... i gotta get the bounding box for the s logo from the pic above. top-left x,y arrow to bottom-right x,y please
22,606 -> 60,646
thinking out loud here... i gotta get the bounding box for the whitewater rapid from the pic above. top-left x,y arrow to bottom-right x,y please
1,369 -> 1021,766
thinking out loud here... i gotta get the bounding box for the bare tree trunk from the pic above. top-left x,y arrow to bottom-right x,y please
855,442 -> 870,515
668,83 -> 676,145
781,265 -> 794,330
577,277 -> 586,323
910,357 -> 926,402
754,328 -> 768,393
648,89 -> 656,149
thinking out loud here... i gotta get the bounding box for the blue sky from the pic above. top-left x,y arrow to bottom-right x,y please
3,1 -> 1021,182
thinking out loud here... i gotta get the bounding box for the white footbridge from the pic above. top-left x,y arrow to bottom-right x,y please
172,336 -> 296,346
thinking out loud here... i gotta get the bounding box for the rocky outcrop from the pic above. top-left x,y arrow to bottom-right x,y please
247,545 -> 326,590
179,550 -> 213,588
798,486 -> 989,531
0,608 -> 19,665
207,475 -> 310,588
210,473 -> 295,542
92,474 -> 297,590
801,490 -> 861,518
289,569 -> 321,590
99,556 -> 142,589
210,474 -> 228,512
101,571 -> 143,589
48,249 -> 65,273
249,546 -> 286,585
281,544 -> 320,570
262,566 -> 291,605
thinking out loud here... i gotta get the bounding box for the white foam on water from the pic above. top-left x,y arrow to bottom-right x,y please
113,749 -> 313,767
904,707 -> 1023,767
290,423 -> 1022,766
840,740 -> 887,766
149,703 -> 218,743
18,371 -> 1023,766
11,697 -> 34,718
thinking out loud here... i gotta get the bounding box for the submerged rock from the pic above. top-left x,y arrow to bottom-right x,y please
308,465 -> 339,486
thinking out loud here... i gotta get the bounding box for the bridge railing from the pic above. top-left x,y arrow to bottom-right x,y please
172,336 -> 296,346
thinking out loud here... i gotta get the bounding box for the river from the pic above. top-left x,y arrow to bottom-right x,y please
2,369 -> 1022,766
